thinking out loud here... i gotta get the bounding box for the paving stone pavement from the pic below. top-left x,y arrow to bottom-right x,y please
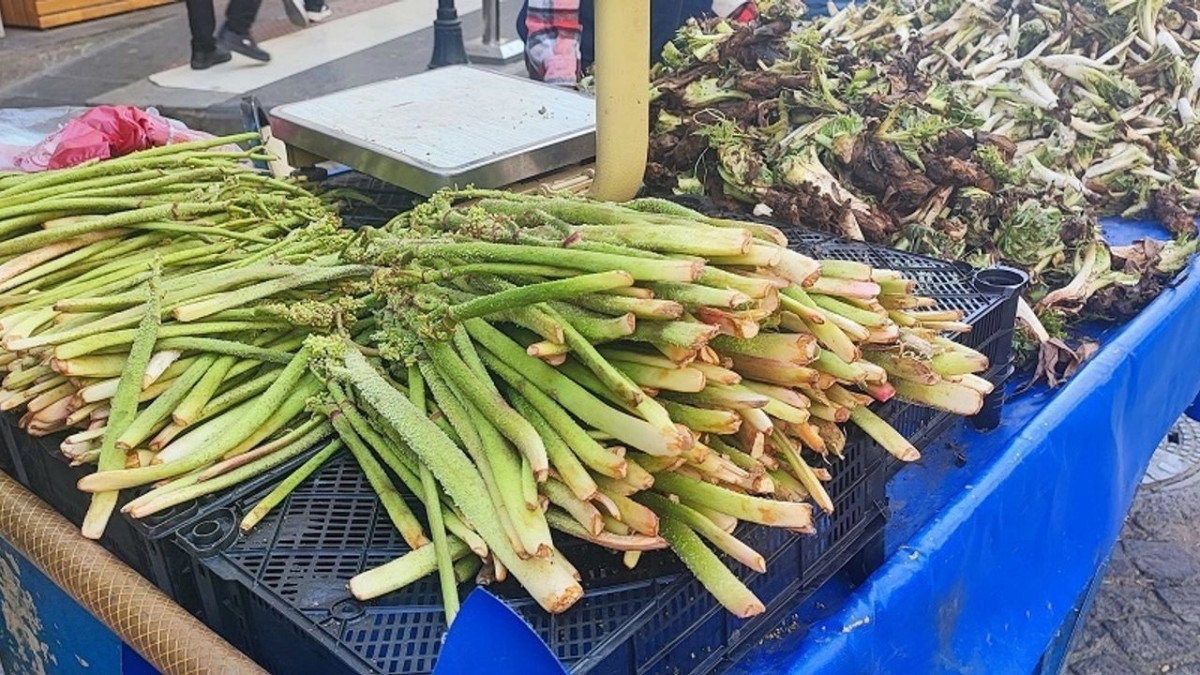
1066,449 -> 1200,674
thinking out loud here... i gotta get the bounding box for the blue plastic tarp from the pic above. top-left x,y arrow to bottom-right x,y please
728,220 -> 1200,673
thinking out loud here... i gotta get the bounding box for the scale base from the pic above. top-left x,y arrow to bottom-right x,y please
269,66 -> 597,196
465,38 -> 525,64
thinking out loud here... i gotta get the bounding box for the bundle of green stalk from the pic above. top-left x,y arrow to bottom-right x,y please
326,191 -> 992,619
0,175 -> 991,621
644,0 -> 1199,375
0,134 -> 366,538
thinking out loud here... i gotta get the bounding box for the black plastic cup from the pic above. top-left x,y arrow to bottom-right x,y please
974,265 -> 1029,295
974,266 -> 1029,316
965,267 -> 1028,432
971,266 -> 1029,374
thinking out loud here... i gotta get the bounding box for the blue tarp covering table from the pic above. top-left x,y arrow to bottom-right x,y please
727,220 -> 1200,673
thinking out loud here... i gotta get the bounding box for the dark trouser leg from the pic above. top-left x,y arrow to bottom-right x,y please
186,0 -> 217,52
225,0 -> 263,35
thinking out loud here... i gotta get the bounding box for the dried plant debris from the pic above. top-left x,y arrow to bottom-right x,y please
646,0 -> 1200,377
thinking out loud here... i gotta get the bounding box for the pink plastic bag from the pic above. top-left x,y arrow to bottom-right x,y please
8,106 -> 214,172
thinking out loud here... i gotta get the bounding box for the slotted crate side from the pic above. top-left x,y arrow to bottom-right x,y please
181,452 -> 414,675
178,427 -> 889,675
562,432 -> 886,675
635,514 -> 888,675
611,471 -> 887,675
0,412 -> 18,481
0,409 -> 324,610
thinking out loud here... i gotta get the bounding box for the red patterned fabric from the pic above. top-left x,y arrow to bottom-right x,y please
523,1 -> 757,84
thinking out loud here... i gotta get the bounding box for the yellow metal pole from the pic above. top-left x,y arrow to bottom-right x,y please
0,472 -> 266,675
588,0 -> 650,202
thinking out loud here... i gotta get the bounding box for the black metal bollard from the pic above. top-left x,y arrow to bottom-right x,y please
429,0 -> 470,69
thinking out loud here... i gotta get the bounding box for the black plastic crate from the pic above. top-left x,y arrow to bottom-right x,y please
0,414 -> 16,479
177,432 -> 888,675
163,208 -> 1019,675
599,479 -> 886,675
0,410 -> 322,611
773,227 -> 1025,462
320,172 -> 423,230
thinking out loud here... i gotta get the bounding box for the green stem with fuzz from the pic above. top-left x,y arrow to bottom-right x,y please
658,517 -> 765,618
240,441 -> 342,533
333,347 -> 582,614
408,365 -> 461,625
327,384 -> 428,549
82,277 -> 160,539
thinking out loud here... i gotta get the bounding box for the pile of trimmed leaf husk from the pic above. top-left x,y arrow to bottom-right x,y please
645,0 -> 1200,372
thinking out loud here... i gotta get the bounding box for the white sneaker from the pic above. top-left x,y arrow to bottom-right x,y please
305,4 -> 332,22
282,0 -> 309,27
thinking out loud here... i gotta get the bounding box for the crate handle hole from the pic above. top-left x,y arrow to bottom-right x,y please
330,598 -> 365,620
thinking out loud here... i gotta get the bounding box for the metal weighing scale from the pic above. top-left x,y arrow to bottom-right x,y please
269,66 -> 598,196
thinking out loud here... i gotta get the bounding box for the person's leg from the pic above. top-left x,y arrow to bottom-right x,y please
516,1 -> 528,41
224,0 -> 262,35
517,2 -> 537,78
186,0 -> 232,69
219,0 -> 271,61
579,0 -> 595,71
649,0 -> 697,67
185,0 -> 218,52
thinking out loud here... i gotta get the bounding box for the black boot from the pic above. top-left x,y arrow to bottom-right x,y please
218,25 -> 271,62
191,45 -> 233,70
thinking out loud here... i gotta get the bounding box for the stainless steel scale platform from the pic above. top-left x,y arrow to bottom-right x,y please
269,66 -> 597,196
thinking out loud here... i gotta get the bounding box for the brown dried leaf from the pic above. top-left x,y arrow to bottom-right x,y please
1149,188 -> 1198,238
1018,338 -> 1098,391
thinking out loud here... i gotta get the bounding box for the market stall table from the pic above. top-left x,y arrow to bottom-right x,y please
0,216 -> 1194,674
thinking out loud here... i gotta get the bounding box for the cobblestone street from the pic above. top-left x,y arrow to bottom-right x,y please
1068,418 -> 1200,675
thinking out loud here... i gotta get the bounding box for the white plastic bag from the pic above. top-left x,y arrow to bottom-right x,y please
0,105 -> 213,172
